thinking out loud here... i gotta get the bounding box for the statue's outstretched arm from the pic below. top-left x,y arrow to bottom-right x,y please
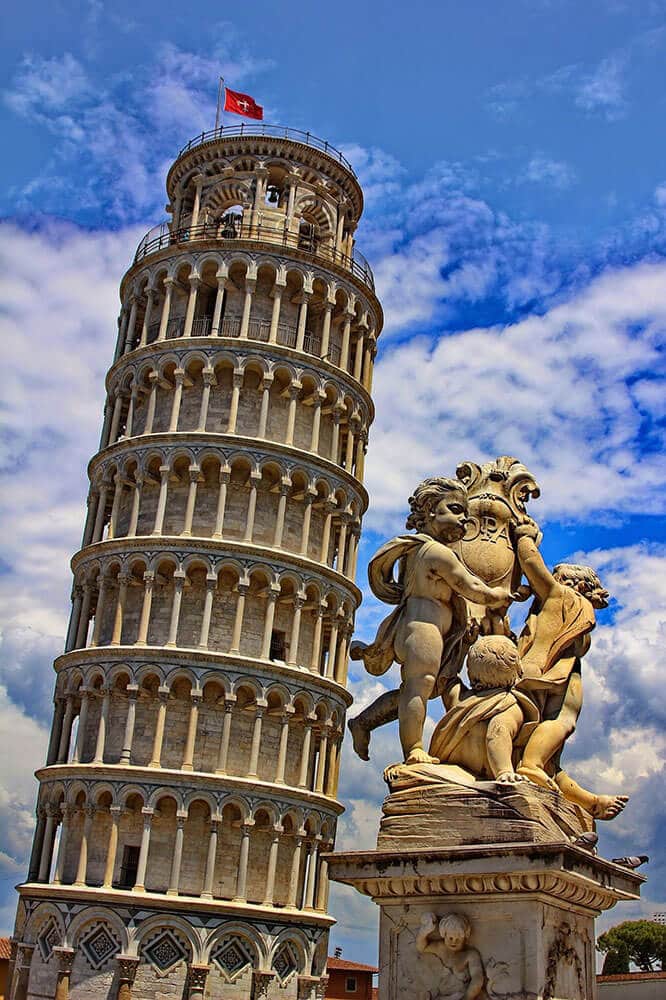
516,535 -> 555,602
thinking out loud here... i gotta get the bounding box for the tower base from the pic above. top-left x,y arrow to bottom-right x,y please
327,843 -> 643,1000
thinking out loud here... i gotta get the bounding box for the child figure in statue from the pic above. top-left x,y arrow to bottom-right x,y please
349,478 -> 512,765
416,912 -> 485,1000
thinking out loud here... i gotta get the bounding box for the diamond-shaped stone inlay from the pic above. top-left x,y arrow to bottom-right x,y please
273,942 -> 298,983
143,930 -> 188,973
37,920 -> 60,962
212,937 -> 254,981
80,923 -> 120,970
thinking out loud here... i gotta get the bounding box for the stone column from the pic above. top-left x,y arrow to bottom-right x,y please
166,570 -> 186,646
167,813 -> 186,894
213,468 -> 230,537
182,466 -> 202,536
300,492 -> 315,555
181,690 -> 202,770
169,368 -> 186,431
92,481 -> 110,542
314,726 -> 329,794
285,384 -> 300,445
53,946 -> 75,1000
124,384 -> 138,437
157,277 -> 174,340
132,806 -> 154,892
344,425 -> 355,472
340,309 -> 353,370
201,819 -> 219,899
187,964 -> 211,999
298,720 -> 314,788
38,805 -> 58,881
28,807 -> 46,881
262,825 -> 282,905
123,297 -> 138,354
274,709 -> 293,784
215,697 -> 236,773
257,376 -> 273,437
239,278 -> 256,338
53,804 -> 72,884
11,942 -> 35,1000
320,302 -> 333,358
111,573 -> 131,645
336,517 -> 349,573
211,277 -> 226,334
335,624 -> 350,685
116,956 -> 140,1000
46,697 -> 66,764
197,368 -> 215,430
260,587 -> 279,658
127,475 -> 143,536
90,574 -> 109,647
74,582 -> 92,649
143,371 -> 159,434
325,735 -> 340,797
247,705 -> 265,777
102,805 -> 122,888
268,283 -> 284,342
92,686 -> 111,764
243,471 -> 260,541
189,177 -> 203,233
233,821 -> 253,901
135,571 -> 155,645
287,834 -> 304,907
108,390 -> 124,444
183,275 -> 200,337
139,290 -> 155,347
198,575 -> 217,648
315,850 -> 330,911
288,595 -> 304,666
295,293 -> 310,351
120,685 -> 139,764
107,475 -> 123,537
272,481 -> 290,547
57,695 -> 76,763
230,582 -> 248,654
309,393 -> 324,453
72,686 -> 91,762
319,502 -> 334,563
82,491 -> 98,547
227,371 -> 243,433
330,412 -> 342,463
326,620 -> 339,679
73,804 -> 95,886
152,465 -> 171,534
310,605 -> 325,673
303,839 -> 319,909
149,686 -> 170,767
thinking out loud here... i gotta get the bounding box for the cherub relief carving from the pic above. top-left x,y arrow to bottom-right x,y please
416,912 -> 485,1000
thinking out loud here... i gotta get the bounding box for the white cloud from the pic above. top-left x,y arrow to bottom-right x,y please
520,154 -> 576,190
365,258 -> 666,530
575,54 -> 628,119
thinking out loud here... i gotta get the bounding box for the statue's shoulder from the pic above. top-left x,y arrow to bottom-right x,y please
368,534 -> 432,604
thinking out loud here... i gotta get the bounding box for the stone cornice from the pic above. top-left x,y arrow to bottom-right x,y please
70,536 -> 362,604
17,883 -> 334,927
35,763 -> 345,816
53,646 -> 354,707
105,336 -> 376,419
88,430 -> 369,512
325,843 -> 645,915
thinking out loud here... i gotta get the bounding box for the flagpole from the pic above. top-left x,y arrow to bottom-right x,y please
215,77 -> 225,132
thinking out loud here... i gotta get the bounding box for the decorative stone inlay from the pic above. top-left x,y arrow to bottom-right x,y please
143,929 -> 189,973
37,918 -> 60,962
273,941 -> 299,982
80,921 -> 120,970
211,936 -> 254,981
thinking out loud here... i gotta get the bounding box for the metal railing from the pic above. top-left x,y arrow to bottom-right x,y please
133,219 -> 374,291
136,313 -> 341,366
176,124 -> 357,177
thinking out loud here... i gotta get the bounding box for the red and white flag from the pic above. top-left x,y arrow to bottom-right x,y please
224,88 -> 263,120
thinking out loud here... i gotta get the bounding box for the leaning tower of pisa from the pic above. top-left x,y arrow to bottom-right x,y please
11,124 -> 382,1000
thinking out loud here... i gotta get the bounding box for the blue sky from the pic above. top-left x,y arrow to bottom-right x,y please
1,0 -> 665,968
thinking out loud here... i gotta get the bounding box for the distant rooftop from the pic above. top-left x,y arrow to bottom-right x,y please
327,956 -> 378,973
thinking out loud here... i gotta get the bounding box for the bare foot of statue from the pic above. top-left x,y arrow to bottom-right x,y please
347,717 -> 370,761
591,794 -> 629,820
495,770 -> 526,785
405,746 -> 440,765
516,764 -> 558,792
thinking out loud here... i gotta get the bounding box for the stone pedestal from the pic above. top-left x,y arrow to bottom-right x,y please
328,843 -> 643,1000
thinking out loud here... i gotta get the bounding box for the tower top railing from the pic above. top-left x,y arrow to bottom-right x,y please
177,124 -> 357,177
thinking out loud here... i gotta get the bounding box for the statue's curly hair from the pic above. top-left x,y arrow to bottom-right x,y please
406,477 -> 467,532
438,912 -> 472,942
553,563 -> 604,591
467,635 -> 522,690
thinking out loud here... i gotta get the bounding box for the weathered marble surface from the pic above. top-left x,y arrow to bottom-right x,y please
378,765 -> 593,851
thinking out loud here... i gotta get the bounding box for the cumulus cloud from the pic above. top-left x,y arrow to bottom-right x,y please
364,259 -> 666,530
520,154 -> 576,190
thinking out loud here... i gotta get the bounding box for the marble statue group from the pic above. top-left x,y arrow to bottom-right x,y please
348,456 -> 627,823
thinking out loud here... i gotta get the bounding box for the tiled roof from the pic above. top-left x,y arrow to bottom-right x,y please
327,956 -> 378,973
0,937 -> 11,960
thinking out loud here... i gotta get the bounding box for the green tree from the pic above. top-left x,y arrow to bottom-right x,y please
597,921 -> 666,973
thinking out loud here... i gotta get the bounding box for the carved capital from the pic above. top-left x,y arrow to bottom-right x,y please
187,963 -> 211,991
116,954 -> 140,984
252,970 -> 275,997
53,947 -> 75,975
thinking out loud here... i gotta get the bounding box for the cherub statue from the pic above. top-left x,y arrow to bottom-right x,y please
513,522 -> 628,820
349,478 -> 513,765
416,912 -> 485,1000
429,635 -> 538,783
